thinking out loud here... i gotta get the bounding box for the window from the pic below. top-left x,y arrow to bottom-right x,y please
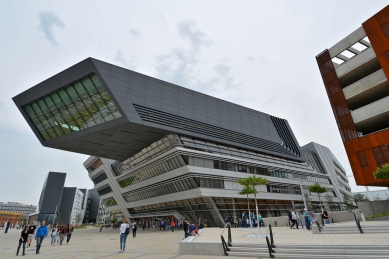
372,145 -> 389,164
23,74 -> 121,141
87,159 -> 103,173
92,172 -> 108,185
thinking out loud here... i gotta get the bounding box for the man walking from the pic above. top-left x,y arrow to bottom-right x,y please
35,221 -> 48,254
27,222 -> 36,247
291,209 -> 299,229
258,213 -> 264,227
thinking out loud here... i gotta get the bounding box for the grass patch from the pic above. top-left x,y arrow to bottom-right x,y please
366,212 -> 389,219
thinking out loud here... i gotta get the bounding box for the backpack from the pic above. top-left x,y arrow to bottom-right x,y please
125,226 -> 130,235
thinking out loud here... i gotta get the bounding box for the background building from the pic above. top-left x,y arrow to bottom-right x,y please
0,202 -> 37,219
83,188 -> 100,223
14,58 -> 352,226
316,5 -> 389,187
30,172 -> 98,225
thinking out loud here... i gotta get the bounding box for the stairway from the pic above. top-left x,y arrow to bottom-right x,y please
226,243 -> 389,258
316,222 -> 389,234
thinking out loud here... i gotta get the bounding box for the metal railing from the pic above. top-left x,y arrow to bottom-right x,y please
220,222 -> 232,255
353,212 -> 364,234
268,223 -> 276,248
221,235 -> 230,256
265,236 -> 275,258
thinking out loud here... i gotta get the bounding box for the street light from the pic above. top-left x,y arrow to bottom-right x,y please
52,205 -> 58,228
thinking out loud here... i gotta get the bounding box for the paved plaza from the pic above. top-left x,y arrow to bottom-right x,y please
0,227 -> 247,259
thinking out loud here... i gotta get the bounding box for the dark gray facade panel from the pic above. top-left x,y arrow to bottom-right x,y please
13,57 -> 306,162
58,187 -> 76,224
39,172 -> 66,214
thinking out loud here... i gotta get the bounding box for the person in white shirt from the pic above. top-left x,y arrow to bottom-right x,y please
119,219 -> 130,253
291,209 -> 299,229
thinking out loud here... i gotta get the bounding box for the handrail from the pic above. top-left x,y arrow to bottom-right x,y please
221,235 -> 230,256
227,223 -> 232,246
220,222 -> 231,237
316,221 -> 322,232
353,212 -> 364,234
268,223 -> 275,248
265,236 -> 275,258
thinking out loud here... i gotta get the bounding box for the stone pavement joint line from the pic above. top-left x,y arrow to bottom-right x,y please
0,227 -> 249,259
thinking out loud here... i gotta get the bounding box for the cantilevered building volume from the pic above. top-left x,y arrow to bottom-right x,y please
13,57 -> 352,226
316,5 -> 389,187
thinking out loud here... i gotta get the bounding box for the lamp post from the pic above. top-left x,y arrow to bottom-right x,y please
52,205 -> 58,227
299,178 -> 307,209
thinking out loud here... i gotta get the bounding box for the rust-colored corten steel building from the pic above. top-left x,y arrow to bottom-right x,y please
316,5 -> 389,187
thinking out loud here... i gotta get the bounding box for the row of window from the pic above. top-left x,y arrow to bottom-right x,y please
23,74 -> 121,141
97,186 -> 112,196
92,172 -> 107,185
103,198 -> 117,207
122,177 -> 199,202
213,160 -> 330,184
267,185 -> 301,195
87,159 -> 103,174
118,156 -> 186,188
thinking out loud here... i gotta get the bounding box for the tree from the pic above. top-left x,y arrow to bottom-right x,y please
238,175 -> 269,233
308,183 -> 326,213
373,164 -> 389,180
75,213 -> 83,224
22,218 -> 28,226
324,193 -> 338,214
238,185 -> 257,229
353,193 -> 369,204
54,212 -> 61,224
342,194 -> 355,211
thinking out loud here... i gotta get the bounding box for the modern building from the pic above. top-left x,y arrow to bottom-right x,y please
302,142 -> 353,200
316,5 -> 389,187
353,188 -> 389,201
14,57 -> 352,226
97,200 -> 111,224
0,202 -> 37,219
30,171 -> 92,225
83,188 -> 100,223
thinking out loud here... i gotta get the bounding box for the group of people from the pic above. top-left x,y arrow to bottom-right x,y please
16,220 -> 75,256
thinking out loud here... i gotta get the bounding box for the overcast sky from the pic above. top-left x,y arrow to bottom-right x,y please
1,1 -> 387,205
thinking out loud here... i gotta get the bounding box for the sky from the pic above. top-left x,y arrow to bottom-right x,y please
0,1 -> 388,205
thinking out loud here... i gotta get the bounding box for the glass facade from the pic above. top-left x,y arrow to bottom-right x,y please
129,197 -> 294,227
97,185 -> 112,196
23,74 -> 121,141
212,160 -> 330,184
103,197 -> 117,207
91,172 -> 108,185
267,185 -> 301,195
118,156 -> 186,188
87,159 -> 103,173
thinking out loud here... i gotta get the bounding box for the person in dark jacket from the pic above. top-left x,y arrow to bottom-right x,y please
183,219 -> 189,239
35,221 -> 49,254
58,225 -> 67,245
67,223 -> 74,244
16,226 -> 29,256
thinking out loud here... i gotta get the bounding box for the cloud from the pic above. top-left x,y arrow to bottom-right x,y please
246,56 -> 267,64
177,20 -> 213,49
37,11 -> 65,45
113,50 -> 139,70
129,29 -> 141,37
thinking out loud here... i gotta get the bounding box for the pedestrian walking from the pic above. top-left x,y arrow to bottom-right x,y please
131,220 -> 137,238
303,208 -> 311,230
27,222 -> 36,247
152,221 -> 156,232
100,224 -> 103,232
58,224 -> 67,245
171,220 -> 175,232
258,213 -> 264,227
323,209 -> 331,224
16,226 -> 29,256
51,224 -> 59,245
35,220 -> 49,254
67,223 -> 74,244
291,209 -> 299,229
119,219 -> 130,253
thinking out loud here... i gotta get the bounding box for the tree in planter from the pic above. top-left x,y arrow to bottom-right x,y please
304,191 -> 314,211
373,164 -> 389,180
343,194 -> 356,211
238,185 -> 257,229
308,183 -> 326,213
324,193 -> 339,222
75,213 -> 83,225
353,193 -> 369,204
238,175 -> 269,233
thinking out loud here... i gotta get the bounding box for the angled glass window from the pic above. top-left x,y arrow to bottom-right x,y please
23,74 -> 121,141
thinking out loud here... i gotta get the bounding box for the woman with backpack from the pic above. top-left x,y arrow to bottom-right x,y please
119,219 -> 130,253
